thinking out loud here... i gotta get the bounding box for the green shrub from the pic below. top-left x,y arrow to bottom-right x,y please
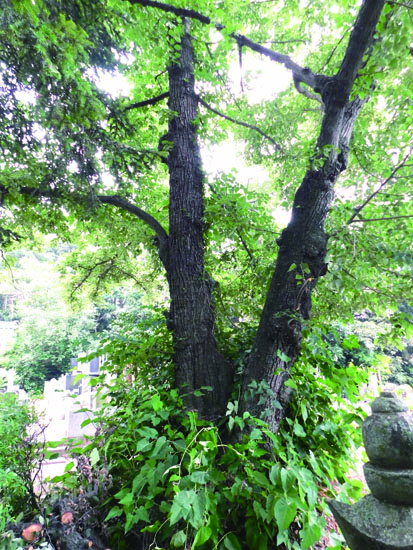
57,385 -> 363,549
0,393 -> 43,523
50,310 -> 367,549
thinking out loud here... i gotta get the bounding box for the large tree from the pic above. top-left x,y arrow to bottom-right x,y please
0,0 -> 411,428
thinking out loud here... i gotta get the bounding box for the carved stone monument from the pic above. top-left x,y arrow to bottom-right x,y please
329,391 -> 413,550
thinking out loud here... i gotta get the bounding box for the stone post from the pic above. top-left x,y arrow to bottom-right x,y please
328,391 -> 413,550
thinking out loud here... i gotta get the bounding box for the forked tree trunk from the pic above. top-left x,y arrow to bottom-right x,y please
165,23 -> 233,419
160,0 -> 384,428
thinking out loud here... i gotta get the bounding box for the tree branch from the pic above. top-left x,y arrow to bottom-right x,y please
268,39 -> 307,45
233,34 -> 325,94
349,214 -> 413,223
236,229 -> 255,263
318,29 -> 350,72
124,0 -> 212,24
197,96 -> 281,150
125,91 -> 169,111
338,0 -> 386,97
347,150 -> 412,224
293,76 -> 323,104
342,268 -> 399,299
98,194 -> 168,245
71,258 -> 113,299
0,183 -> 169,251
388,1 -> 413,9
125,0 -> 326,97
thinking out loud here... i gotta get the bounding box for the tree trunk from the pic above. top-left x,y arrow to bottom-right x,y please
165,22 -> 233,419
240,0 -> 385,432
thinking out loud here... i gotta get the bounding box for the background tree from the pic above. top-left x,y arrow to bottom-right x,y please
0,249 -> 144,391
0,0 -> 411,427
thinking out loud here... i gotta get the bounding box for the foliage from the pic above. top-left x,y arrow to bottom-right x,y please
0,248 -> 145,392
41,309 -> 366,550
59,390 -> 350,550
324,310 -> 413,387
0,0 -> 410,318
0,393 -> 43,525
5,309 -> 97,393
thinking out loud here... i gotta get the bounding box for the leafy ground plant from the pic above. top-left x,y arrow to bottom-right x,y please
0,393 -> 45,524
51,320 -> 366,550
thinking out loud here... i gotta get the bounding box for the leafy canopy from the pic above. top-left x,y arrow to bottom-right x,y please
0,0 -> 411,331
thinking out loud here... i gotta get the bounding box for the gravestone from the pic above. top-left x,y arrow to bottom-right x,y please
329,391 -> 413,550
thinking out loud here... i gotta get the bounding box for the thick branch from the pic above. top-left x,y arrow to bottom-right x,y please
198,96 -> 281,150
98,194 -> 168,245
125,91 -> 169,111
240,0 -> 386,431
0,183 -> 169,251
234,34 -> 324,93
126,0 -> 325,96
293,76 -> 323,104
124,0 -> 212,24
338,0 -> 386,97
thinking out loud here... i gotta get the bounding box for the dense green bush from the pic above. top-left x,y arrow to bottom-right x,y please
50,310 -> 367,550
0,393 -> 43,525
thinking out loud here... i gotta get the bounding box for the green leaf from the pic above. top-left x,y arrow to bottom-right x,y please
274,497 -> 297,532
342,334 -> 360,350
224,533 -> 242,550
105,506 -> 123,521
118,491 -> 134,506
134,506 -> 150,523
269,465 -> 280,486
301,522 -> 322,549
151,394 -> 163,411
192,525 -> 212,548
170,490 -> 205,528
90,447 -> 99,467
171,530 -> 187,548
189,471 -> 208,484
253,500 -> 267,522
293,422 -> 306,437
250,470 -> 270,488
45,452 -> 59,460
64,461 -> 75,472
277,350 -> 290,362
136,439 -> 153,453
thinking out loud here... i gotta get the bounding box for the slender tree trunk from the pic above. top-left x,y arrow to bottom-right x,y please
240,0 -> 385,432
165,22 -> 233,419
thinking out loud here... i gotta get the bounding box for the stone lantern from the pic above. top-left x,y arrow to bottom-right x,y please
329,391 -> 413,550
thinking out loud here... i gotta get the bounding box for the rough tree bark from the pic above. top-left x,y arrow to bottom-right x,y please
164,23 -> 233,419
239,0 -> 385,431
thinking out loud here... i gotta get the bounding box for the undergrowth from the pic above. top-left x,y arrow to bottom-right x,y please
1,311 -> 369,550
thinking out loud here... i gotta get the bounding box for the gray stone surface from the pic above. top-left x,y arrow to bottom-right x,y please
371,392 -> 408,413
330,392 -> 413,549
364,462 -> 413,505
328,495 -> 413,550
363,394 -> 413,469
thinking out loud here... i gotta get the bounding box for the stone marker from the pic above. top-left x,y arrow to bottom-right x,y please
328,391 -> 413,550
